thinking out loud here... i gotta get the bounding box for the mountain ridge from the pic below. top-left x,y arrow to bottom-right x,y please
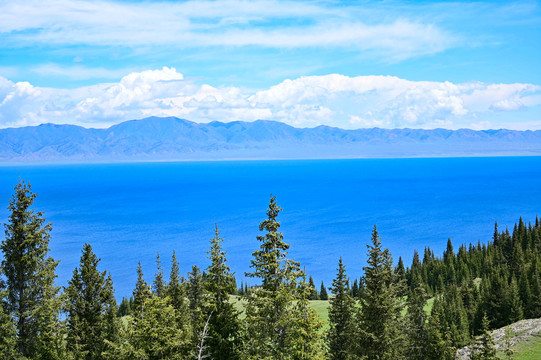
1,116 -> 540,162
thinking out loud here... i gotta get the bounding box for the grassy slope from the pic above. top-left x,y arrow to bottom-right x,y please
232,295 -> 435,331
513,333 -> 541,360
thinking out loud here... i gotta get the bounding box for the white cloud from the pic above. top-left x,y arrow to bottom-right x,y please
0,68 -> 540,130
0,0 -> 456,60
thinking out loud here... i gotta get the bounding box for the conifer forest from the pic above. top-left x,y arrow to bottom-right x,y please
1,180 -> 540,359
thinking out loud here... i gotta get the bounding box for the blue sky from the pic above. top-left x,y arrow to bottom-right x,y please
0,0 -> 540,130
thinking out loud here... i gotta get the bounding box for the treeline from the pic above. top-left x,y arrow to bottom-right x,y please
0,180 -> 539,359
394,216 -> 541,355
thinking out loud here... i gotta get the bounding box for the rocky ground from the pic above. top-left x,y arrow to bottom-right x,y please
457,318 -> 541,359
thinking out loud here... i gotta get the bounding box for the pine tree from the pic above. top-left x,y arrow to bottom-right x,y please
320,281 -> 328,300
153,253 -> 166,298
326,257 -> 356,360
117,295 -> 192,359
357,225 -> 404,359
117,297 -> 132,317
292,273 -> 325,359
528,267 -> 541,317
65,243 -> 119,359
351,279 -> 359,298
202,224 -> 241,360
1,180 -> 63,359
404,273 -> 429,360
188,264 -> 205,342
504,277 -> 523,325
243,195 -> 323,359
166,251 -> 190,318
441,284 -> 470,347
309,276 -> 319,300
132,262 -> 152,320
470,313 -> 497,360
0,275 -> 17,359
502,327 -> 515,360
395,256 -> 407,297
426,300 -> 455,360
115,260 -> 191,359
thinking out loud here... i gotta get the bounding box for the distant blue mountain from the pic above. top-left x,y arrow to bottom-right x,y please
1,116 -> 540,162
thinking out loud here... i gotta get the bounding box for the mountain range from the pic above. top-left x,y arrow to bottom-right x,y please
1,116 -> 540,162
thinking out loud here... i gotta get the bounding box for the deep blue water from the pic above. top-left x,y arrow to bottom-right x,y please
0,157 -> 540,298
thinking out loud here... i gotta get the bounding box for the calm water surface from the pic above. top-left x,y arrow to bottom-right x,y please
0,157 -> 539,298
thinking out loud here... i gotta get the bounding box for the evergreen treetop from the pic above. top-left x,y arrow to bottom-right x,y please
1,180 -> 61,359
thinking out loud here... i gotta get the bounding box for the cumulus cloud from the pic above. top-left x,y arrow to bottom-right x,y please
0,0 -> 456,60
0,67 -> 540,130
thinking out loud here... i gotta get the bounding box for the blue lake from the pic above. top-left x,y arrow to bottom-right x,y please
0,157 -> 540,298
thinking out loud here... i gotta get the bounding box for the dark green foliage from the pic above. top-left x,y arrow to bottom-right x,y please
166,251 -> 190,320
132,262 -> 152,318
505,277 -> 523,324
426,300 -> 455,360
351,279 -> 359,298
357,225 -> 404,359
528,266 -> 541,317
116,296 -> 192,359
439,285 -> 470,347
230,275 -> 237,295
470,313 -> 498,360
410,217 -> 541,343
202,225 -> 241,360
187,264 -> 204,338
319,281 -> 328,300
0,276 -> 17,359
460,278 -> 479,324
117,297 -> 132,317
404,273 -> 429,360
309,276 -> 319,300
1,180 -> 63,359
326,257 -> 356,360
65,243 -> 119,359
115,262 -> 192,359
238,280 -> 244,295
395,256 -> 407,297
153,253 -> 166,298
243,195 -> 323,359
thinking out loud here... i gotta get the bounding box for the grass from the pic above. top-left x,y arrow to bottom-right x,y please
232,294 -> 435,329
512,333 -> 541,360
231,295 -> 330,328
308,299 -> 330,330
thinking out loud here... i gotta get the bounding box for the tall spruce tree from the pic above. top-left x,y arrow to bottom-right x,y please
320,281 -> 328,300
166,251 -> 190,317
470,313 -> 497,360
0,274 -> 16,359
132,262 -> 152,319
65,243 -> 119,359
202,225 -> 241,360
357,225 -> 404,360
308,276 -> 319,300
164,251 -> 191,341
153,253 -> 166,298
426,300 -> 455,360
404,272 -> 429,360
326,257 -> 356,360
502,327 -> 515,360
116,261 -> 191,359
118,296 -> 192,359
243,195 -> 323,359
1,180 -> 63,359
188,264 -> 205,346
